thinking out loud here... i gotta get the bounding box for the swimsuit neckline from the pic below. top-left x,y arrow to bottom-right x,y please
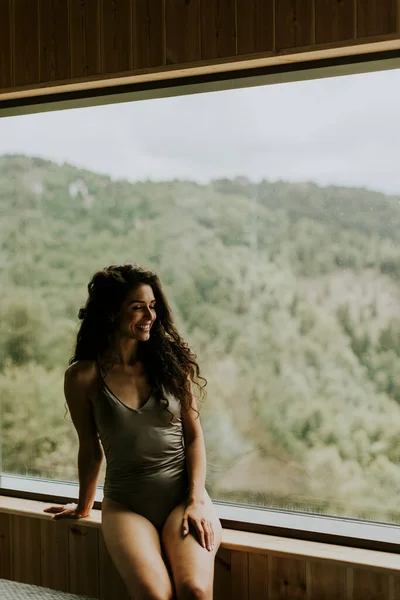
102,379 -> 154,413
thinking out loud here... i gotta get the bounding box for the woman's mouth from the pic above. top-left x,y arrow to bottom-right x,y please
136,324 -> 151,331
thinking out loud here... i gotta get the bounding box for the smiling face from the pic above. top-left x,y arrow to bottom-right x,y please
116,284 -> 157,341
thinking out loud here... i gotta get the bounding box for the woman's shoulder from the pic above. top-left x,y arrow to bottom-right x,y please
65,360 -> 99,391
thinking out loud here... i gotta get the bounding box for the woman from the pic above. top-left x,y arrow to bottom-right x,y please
44,263 -> 222,600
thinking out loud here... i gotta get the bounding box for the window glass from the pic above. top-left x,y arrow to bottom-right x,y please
1,68 -> 400,524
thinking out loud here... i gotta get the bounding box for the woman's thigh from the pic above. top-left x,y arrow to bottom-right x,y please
161,491 -> 222,599
101,497 -> 174,600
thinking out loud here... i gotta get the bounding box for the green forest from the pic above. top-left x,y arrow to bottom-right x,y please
1,153 -> 400,524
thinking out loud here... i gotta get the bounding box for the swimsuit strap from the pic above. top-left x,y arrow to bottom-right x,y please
96,354 -> 106,383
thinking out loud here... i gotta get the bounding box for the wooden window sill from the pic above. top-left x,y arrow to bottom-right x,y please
1,495 -> 399,573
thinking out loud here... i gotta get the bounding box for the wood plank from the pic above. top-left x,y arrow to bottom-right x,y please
101,0 -> 132,73
69,523 -> 99,597
268,556 -> 307,600
201,0 -> 236,60
69,0 -> 101,78
39,0 -> 70,82
346,568 -> 354,600
40,519 -> 69,592
0,513 -> 12,579
357,0 -> 398,37
231,551 -> 249,600
132,0 -> 164,69
315,0 -> 355,44
352,569 -> 391,600
249,552 -> 268,599
237,0 -> 274,55
214,547 -> 232,600
0,0 -> 12,88
306,561 -> 347,600
98,531 -> 130,600
13,0 -> 40,85
391,574 -> 400,600
275,0 -> 315,50
11,515 -> 41,585
165,0 -> 200,64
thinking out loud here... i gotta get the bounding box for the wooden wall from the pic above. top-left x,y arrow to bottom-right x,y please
1,512 -> 399,600
0,0 -> 400,96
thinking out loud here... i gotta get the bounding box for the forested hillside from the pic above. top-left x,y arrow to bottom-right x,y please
1,153 -> 400,524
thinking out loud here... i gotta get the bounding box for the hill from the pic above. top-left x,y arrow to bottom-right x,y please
1,153 -> 400,524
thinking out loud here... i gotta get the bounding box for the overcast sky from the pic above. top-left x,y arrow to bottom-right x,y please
0,67 -> 399,195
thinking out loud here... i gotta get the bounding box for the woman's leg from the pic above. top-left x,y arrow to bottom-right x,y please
160,491 -> 222,600
102,497 -> 175,600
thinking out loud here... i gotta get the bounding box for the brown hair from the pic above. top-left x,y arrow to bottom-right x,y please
70,263 -> 206,415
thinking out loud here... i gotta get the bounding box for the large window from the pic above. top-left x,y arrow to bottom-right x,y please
1,67 -> 400,526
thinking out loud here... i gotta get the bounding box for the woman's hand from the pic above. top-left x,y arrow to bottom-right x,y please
43,503 -> 89,520
182,500 -> 215,551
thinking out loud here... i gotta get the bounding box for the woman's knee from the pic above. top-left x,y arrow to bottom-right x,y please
176,579 -> 212,600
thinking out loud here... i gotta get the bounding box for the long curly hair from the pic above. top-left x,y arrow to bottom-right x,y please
70,263 -> 206,416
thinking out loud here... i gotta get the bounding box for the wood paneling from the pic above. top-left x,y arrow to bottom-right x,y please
0,0 -> 12,88
249,553 -> 268,599
352,569 -> 391,600
101,0 -> 132,73
214,547 -> 232,600
237,0 -> 274,55
98,531 -> 130,600
231,551 -> 249,600
39,0 -> 70,82
201,0 -> 236,60
13,0 -> 40,85
0,513 -> 12,579
40,519 -> 69,592
315,0 -> 355,44
357,0 -> 398,37
1,505 -> 400,600
275,0 -> 315,49
268,556 -> 307,600
222,529 -> 400,572
0,0 -> 400,95
132,0 -> 164,69
69,0 -> 101,78
11,516 -> 41,585
68,524 -> 99,598
165,0 -> 201,64
306,561 -> 347,600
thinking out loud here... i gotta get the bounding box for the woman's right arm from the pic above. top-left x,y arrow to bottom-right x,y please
44,362 -> 103,520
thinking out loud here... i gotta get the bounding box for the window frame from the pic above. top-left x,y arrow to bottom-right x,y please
1,48 -> 400,555
1,48 -> 400,119
1,475 -> 399,553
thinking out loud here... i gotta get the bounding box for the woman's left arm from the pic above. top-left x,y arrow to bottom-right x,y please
182,394 -> 215,551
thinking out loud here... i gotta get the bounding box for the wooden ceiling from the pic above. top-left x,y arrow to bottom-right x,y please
0,0 -> 399,99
